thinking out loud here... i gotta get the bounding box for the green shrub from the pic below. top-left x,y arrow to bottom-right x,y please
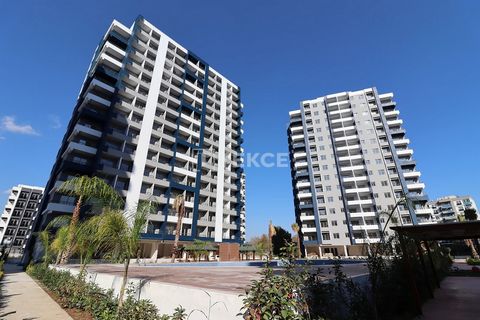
467,257 -> 480,265
26,264 -> 181,320
0,260 -> 4,280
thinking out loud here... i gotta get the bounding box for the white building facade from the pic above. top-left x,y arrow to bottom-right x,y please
288,87 -> 435,257
0,185 -> 44,257
28,16 -> 245,261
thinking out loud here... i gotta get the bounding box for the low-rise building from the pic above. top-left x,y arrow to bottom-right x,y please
427,195 -> 478,222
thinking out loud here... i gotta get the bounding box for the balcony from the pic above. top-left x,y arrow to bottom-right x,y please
347,199 -> 373,205
397,149 -> 414,156
296,181 -> 311,188
407,183 -> 425,190
294,161 -> 308,168
62,141 -> 97,157
338,154 -> 362,162
297,192 -> 312,199
291,134 -> 305,142
340,165 -> 365,172
403,171 -> 421,178
70,124 -> 102,140
343,176 -> 368,183
302,227 -> 317,233
393,138 -> 410,146
293,152 -> 307,160
349,211 -> 376,218
352,225 -> 379,231
290,126 -> 303,133
345,187 -> 370,194
387,119 -> 403,127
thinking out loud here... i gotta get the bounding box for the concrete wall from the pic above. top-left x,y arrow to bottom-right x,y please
54,266 -> 243,320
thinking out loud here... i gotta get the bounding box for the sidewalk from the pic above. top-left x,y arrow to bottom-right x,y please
421,276 -> 480,320
0,263 -> 72,320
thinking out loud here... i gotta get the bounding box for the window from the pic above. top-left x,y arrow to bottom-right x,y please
370,138 -> 376,144
332,220 -> 338,226
322,232 -> 331,240
373,148 -> 380,154
329,208 -> 336,214
319,146 -> 325,151
316,128 -> 322,132
378,169 -> 385,175
326,186 -> 332,191
345,233 -> 350,238
314,111 -> 319,116
384,192 -> 392,198
322,165 -> 328,170
328,197 -> 334,202
315,119 -> 321,124
373,193 -> 379,198
333,233 -> 340,239
320,220 -> 328,227
376,159 -> 382,164
343,220 -> 347,225
324,175 -> 330,180
381,180 -> 388,186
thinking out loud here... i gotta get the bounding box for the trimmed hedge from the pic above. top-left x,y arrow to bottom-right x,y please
26,264 -> 180,320
466,257 -> 480,265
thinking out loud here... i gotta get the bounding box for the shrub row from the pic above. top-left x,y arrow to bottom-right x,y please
0,260 -> 4,280
26,264 -> 184,320
466,257 -> 480,265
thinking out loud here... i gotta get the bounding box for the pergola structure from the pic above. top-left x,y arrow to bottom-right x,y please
391,221 -> 480,315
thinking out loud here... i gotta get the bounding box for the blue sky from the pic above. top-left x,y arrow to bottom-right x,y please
1,0 -> 479,239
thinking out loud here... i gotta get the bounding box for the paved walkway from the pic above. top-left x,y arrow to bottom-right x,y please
0,264 -> 72,320
421,276 -> 480,320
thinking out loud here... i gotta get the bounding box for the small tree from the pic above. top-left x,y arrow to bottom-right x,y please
271,226 -> 292,256
464,208 -> 478,221
250,235 -> 270,259
464,208 -> 479,259
171,195 -> 185,262
96,201 -> 155,310
291,223 -> 302,258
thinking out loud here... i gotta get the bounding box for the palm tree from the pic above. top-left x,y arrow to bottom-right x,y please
291,223 -> 302,258
57,176 -> 123,263
96,201 -> 155,310
75,215 -> 104,274
171,194 -> 185,262
51,225 -> 70,265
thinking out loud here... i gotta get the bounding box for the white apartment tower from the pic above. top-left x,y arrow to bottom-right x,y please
0,185 -> 44,257
27,16 -> 245,260
288,87 -> 435,257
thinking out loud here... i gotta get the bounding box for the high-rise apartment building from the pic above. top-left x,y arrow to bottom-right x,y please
427,195 -> 478,223
0,185 -> 44,257
288,87 -> 435,257
29,16 -> 244,260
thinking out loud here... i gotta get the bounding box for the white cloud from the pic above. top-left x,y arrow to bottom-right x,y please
0,116 -> 39,135
2,189 -> 11,195
0,136 -> 5,141
49,115 -> 62,129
